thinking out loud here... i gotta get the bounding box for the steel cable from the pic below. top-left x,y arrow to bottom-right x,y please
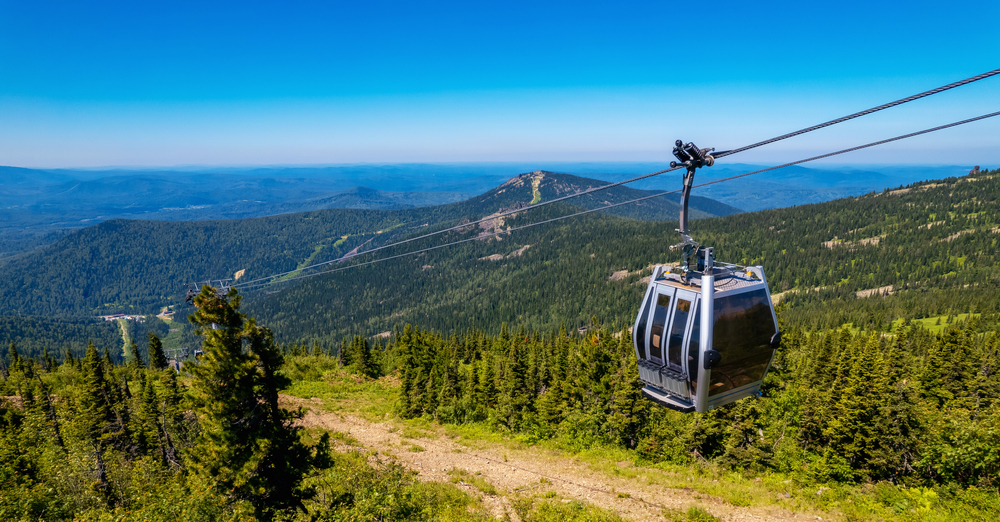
229,69 -> 1000,288
235,110 -> 999,290
714,67 -> 1000,159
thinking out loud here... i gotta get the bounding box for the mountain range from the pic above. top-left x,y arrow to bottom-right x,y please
0,170 -> 738,318
1,162 -> 976,257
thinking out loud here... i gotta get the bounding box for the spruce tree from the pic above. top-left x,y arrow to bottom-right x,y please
158,368 -> 183,467
147,332 -> 168,370
78,341 -> 115,500
187,286 -> 316,517
397,335 -> 414,417
138,375 -> 163,461
7,342 -> 20,374
498,338 -> 530,430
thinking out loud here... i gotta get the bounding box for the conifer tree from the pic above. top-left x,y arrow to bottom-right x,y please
498,337 -> 531,430
971,334 -> 999,412
338,336 -> 352,367
158,368 -> 183,467
7,342 -> 20,374
824,333 -> 892,475
147,332 -> 168,370
32,374 -> 64,450
605,330 -> 647,448
349,335 -> 378,378
78,341 -> 114,500
138,375 -> 164,461
478,356 -> 497,409
187,286 -> 316,517
397,340 -> 414,417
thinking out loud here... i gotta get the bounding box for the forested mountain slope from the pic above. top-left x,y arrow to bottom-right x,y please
0,171 -> 736,317
246,167 -> 1000,344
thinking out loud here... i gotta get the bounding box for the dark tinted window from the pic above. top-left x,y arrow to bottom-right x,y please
634,290 -> 654,360
667,298 -> 691,368
649,293 -> 670,362
708,289 -> 776,397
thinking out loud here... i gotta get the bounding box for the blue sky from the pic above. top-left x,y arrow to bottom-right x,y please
1,0 -> 998,168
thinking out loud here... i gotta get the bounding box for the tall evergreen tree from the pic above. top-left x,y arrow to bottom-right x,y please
147,332 -> 168,370
187,286 -> 317,518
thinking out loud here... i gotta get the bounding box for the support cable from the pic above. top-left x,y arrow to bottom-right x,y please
713,67 -> 1000,159
230,69 -> 1000,289
235,110 -> 999,291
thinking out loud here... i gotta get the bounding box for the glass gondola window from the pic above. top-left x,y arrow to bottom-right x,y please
708,289 -> 776,396
649,293 -> 671,362
667,298 -> 692,369
688,307 -> 701,395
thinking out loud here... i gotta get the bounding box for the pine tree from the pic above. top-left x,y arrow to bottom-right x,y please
349,335 -> 378,378
478,356 -> 497,409
78,341 -> 114,501
338,336 -> 352,367
7,342 -> 20,375
867,324 -> 920,480
187,286 -> 316,517
147,332 -> 168,370
824,333 -> 892,476
971,334 -> 999,412
32,374 -> 64,450
605,329 -> 647,448
498,336 -> 530,430
158,368 -> 183,467
138,375 -> 164,461
397,336 -> 414,417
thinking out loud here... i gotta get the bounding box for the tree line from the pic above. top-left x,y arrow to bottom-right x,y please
376,318 -> 1000,489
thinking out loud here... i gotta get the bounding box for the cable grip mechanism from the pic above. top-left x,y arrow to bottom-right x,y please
668,140 -> 716,278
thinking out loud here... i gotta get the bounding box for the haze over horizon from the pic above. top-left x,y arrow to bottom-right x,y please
2,0 -> 998,168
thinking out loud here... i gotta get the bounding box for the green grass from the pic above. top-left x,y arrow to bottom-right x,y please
890,314 -> 981,334
530,176 -> 543,205
377,222 -> 405,234
284,363 -> 1000,522
447,468 -> 498,496
663,506 -> 720,522
158,315 -> 187,352
280,363 -> 397,418
512,496 -> 625,522
116,318 -> 132,359
272,244 -> 326,283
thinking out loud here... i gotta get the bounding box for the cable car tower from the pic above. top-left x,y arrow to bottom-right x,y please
633,141 -> 781,413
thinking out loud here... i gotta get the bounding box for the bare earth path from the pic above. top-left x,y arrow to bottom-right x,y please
283,396 -> 817,522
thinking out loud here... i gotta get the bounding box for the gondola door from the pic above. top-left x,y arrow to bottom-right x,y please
646,287 -> 674,366
665,290 -> 698,374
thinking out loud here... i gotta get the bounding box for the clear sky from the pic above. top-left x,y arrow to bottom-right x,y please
1,0 -> 998,168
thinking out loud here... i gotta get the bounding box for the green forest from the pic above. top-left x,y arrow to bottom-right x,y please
247,168 -> 1000,344
1,167 -> 999,520
3,289 -> 999,520
0,171 -> 734,318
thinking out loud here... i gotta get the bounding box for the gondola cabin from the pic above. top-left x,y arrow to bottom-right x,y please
633,256 -> 780,413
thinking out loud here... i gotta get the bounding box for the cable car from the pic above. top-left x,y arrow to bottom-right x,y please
633,141 -> 781,413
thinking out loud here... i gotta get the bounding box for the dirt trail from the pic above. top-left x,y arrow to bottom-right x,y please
284,396 -> 810,522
